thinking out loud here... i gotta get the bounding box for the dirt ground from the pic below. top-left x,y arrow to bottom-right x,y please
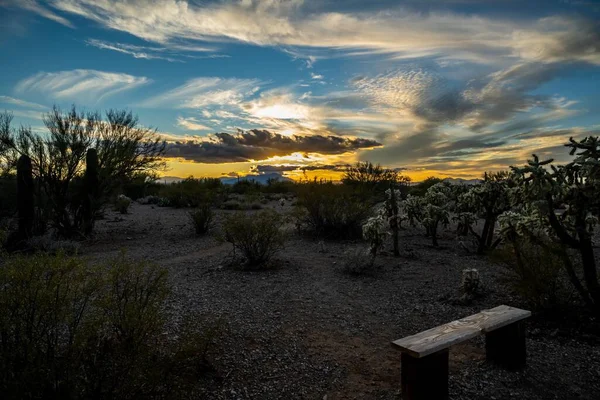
81,201 -> 600,400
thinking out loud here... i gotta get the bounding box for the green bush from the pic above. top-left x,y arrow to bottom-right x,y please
294,180 -> 372,239
189,205 -> 213,235
222,209 -> 286,268
0,252 -> 213,399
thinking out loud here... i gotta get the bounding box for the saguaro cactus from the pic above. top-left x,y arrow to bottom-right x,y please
17,154 -> 34,239
83,148 -> 99,235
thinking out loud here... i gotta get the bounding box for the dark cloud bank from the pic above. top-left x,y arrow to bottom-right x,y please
165,129 -> 381,163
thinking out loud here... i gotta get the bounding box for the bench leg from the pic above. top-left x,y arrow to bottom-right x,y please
401,350 -> 449,400
485,321 -> 526,370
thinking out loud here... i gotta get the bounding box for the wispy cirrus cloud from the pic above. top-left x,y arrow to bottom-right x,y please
84,39 -> 226,62
176,116 -> 211,131
2,0 -> 74,28
15,0 -> 598,66
15,69 -> 151,102
0,95 -> 47,110
141,77 -> 260,108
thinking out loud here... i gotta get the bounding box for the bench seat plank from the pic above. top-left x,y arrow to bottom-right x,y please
392,305 -> 531,358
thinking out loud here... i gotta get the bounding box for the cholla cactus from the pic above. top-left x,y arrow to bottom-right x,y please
362,207 -> 388,257
385,186 -> 402,256
453,212 -> 477,236
457,171 -> 512,253
461,268 -> 480,298
401,195 -> 423,227
506,137 -> 600,312
114,194 -> 132,214
420,183 -> 451,246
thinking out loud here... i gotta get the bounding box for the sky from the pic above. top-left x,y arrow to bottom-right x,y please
1,0 -> 599,181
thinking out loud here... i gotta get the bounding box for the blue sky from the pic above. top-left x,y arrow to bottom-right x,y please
1,0 -> 599,180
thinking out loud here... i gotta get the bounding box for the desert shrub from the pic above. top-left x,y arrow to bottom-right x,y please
0,252 -> 213,399
0,108 -> 165,238
121,173 -> 162,200
220,199 -> 243,210
408,176 -> 443,197
262,178 -> 295,194
189,205 -> 213,235
294,180 -> 372,239
25,236 -> 81,255
114,194 -> 131,214
230,179 -> 261,195
341,247 -> 378,275
0,174 -> 17,219
222,209 -> 285,268
137,195 -> 161,205
342,161 -> 411,200
159,177 -> 223,208
493,239 -> 573,310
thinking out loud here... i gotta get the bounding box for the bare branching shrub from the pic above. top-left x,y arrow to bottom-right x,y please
222,210 -> 285,269
189,205 -> 213,235
0,252 -> 214,399
0,107 -> 165,237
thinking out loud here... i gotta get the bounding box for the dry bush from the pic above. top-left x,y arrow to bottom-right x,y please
189,205 -> 214,235
222,209 -> 285,269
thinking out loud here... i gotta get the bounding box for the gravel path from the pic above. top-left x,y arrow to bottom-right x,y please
81,202 -> 600,399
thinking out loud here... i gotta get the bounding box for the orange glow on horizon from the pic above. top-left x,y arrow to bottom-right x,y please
159,157 -> 496,182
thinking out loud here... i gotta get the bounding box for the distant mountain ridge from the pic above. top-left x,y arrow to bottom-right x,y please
442,177 -> 482,185
219,172 -> 293,185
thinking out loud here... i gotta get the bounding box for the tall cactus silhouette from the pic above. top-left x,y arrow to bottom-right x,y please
17,154 -> 34,239
83,148 -> 99,235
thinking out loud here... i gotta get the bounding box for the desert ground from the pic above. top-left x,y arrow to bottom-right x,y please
81,200 -> 600,400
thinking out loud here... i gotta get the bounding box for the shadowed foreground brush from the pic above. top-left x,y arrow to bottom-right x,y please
0,252 -> 216,399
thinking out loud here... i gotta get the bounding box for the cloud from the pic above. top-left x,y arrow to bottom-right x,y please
85,39 -> 182,62
85,38 -> 225,62
18,1 -> 597,66
250,163 -> 347,174
3,0 -> 74,28
176,116 -> 211,131
141,77 -> 260,108
0,95 -> 46,110
15,69 -> 150,102
164,129 -> 381,163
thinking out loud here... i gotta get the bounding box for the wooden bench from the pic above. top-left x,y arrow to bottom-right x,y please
391,305 -> 531,400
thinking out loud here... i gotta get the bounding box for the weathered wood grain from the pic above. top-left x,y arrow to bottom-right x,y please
392,305 -> 531,358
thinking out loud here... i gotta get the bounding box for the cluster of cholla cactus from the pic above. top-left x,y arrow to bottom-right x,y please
457,171 -> 513,253
497,137 -> 600,313
362,206 -> 388,257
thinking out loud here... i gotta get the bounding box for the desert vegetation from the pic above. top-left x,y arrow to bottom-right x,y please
1,107 -> 599,399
